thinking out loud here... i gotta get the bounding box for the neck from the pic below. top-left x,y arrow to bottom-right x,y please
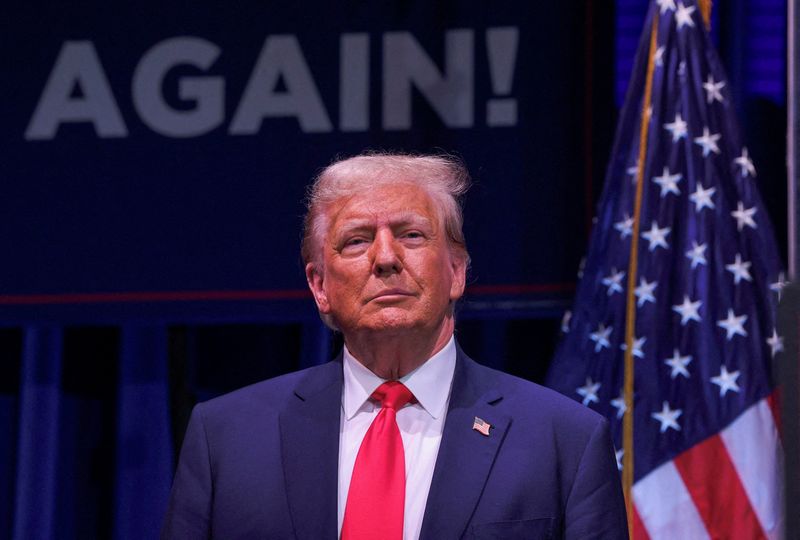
344,318 -> 454,379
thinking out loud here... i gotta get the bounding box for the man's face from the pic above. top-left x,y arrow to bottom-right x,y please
306,181 -> 466,337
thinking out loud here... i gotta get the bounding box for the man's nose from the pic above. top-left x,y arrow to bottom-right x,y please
371,230 -> 403,276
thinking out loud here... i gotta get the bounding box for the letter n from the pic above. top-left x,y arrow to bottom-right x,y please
383,30 -> 474,130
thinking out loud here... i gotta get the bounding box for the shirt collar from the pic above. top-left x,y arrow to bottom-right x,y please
342,335 -> 457,421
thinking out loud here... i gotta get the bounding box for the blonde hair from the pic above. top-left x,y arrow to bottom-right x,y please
301,152 -> 471,266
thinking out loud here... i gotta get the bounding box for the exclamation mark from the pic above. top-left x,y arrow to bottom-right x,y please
486,27 -> 519,127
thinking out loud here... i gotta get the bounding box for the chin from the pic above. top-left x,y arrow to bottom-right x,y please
334,304 -> 440,336
360,311 -> 423,333
368,318 -> 418,333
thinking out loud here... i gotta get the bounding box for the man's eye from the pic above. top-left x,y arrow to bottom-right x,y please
342,237 -> 368,249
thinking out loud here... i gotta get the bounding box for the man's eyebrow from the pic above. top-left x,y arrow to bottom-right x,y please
390,212 -> 433,226
336,213 -> 433,230
336,218 -> 373,230
333,220 -> 376,238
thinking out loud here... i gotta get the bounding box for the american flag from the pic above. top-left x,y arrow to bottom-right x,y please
546,1 -> 785,538
472,416 -> 491,437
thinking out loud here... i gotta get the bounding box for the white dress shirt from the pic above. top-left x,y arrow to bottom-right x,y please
337,336 -> 457,540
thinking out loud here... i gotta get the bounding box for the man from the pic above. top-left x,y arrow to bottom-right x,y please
162,153 -> 628,539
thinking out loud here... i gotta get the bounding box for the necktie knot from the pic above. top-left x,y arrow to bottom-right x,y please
371,381 -> 415,411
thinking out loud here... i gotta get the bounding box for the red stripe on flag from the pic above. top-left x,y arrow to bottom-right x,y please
767,389 -> 783,441
631,502 -> 651,540
674,434 -> 767,540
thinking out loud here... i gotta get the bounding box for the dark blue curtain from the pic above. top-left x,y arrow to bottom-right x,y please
113,326 -> 172,540
0,318 -> 564,538
14,328 -> 62,540
2,326 -> 175,539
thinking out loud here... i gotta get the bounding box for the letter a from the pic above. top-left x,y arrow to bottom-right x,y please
229,35 -> 332,134
25,41 -> 127,140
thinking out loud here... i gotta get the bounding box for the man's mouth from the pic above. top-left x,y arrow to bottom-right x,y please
369,289 -> 414,302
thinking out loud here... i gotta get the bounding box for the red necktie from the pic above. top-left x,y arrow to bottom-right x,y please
342,381 -> 415,540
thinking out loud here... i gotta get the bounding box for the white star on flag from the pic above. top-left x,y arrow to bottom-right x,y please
576,377 -> 601,406
672,295 -> 702,325
770,273 -> 788,301
652,401 -> 682,433
602,268 -> 625,296
577,257 -> 586,279
626,160 -> 640,183
610,391 -> 627,419
664,113 -> 688,142
653,166 -> 682,197
725,253 -> 753,285
731,201 -> 758,231
702,74 -> 726,104
560,310 -> 572,333
717,309 -> 748,340
614,214 -> 634,239
767,329 -> 784,358
710,366 -> 741,397
634,278 -> 658,307
734,148 -> 756,177
694,126 -> 722,157
654,45 -> 666,67
589,324 -> 613,352
664,349 -> 692,379
656,0 -> 676,14
642,222 -> 671,251
689,183 -> 716,212
675,2 -> 696,29
620,336 -> 646,359
685,241 -> 708,269
615,448 -> 624,471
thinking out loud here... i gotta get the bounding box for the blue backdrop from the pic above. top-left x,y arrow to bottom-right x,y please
2,2 -> 599,325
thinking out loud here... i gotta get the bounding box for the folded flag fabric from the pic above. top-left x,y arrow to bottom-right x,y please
546,2 -> 785,538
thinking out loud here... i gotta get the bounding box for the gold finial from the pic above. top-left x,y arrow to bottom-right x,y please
698,0 -> 712,30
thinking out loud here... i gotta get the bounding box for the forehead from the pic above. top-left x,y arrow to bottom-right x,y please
326,181 -> 440,229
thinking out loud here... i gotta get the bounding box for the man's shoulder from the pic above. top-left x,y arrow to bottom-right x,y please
466,358 -> 606,432
195,360 -> 341,418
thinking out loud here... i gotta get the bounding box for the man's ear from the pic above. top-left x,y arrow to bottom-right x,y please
449,251 -> 467,302
305,262 -> 331,313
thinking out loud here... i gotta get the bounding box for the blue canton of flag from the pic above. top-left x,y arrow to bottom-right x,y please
546,2 -> 785,538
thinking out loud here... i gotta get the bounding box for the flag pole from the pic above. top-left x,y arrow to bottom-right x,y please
622,12 -> 659,535
698,0 -> 712,29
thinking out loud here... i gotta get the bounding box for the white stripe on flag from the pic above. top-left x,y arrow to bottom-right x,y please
633,460 -> 709,540
719,398 -> 784,539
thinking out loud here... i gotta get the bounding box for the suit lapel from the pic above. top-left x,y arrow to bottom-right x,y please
419,348 -> 510,540
280,359 -> 343,540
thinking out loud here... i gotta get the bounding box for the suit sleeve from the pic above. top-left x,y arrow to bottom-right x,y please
161,405 -> 212,540
564,418 -> 629,540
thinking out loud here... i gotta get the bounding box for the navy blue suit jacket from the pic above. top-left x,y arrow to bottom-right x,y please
162,346 -> 627,539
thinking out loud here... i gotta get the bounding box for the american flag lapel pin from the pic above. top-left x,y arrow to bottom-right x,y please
472,416 -> 491,436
